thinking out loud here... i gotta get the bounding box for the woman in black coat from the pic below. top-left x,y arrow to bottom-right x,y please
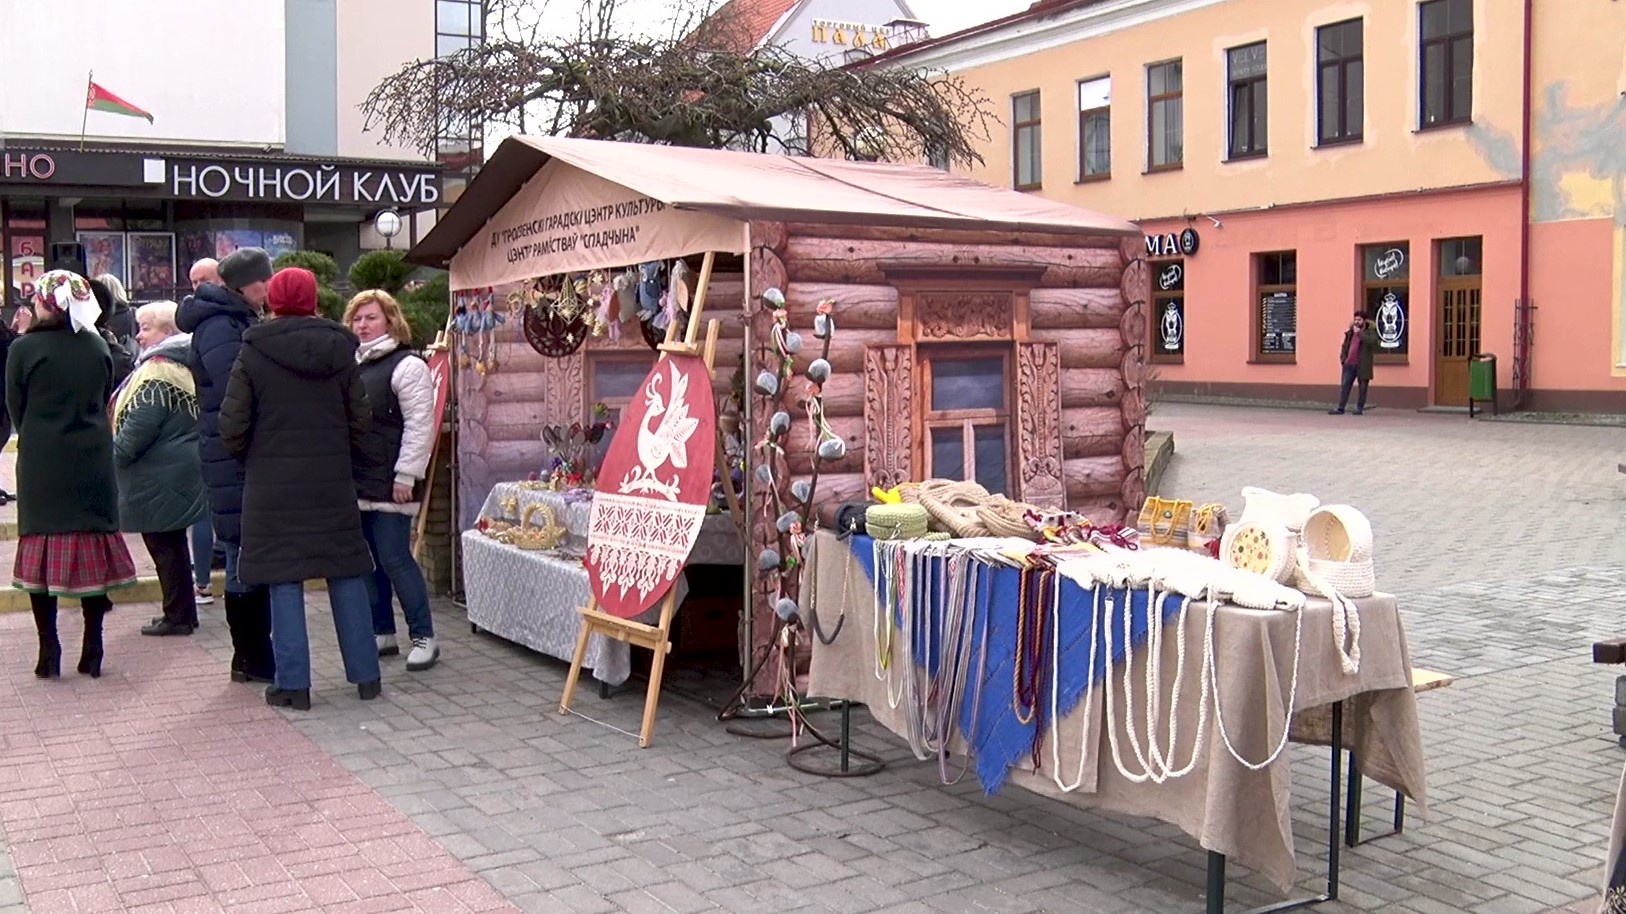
219,268 -> 380,710
6,270 -> 138,678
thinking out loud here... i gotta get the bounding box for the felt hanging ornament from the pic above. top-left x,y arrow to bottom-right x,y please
597,282 -> 619,340
614,268 -> 639,322
637,261 -> 664,312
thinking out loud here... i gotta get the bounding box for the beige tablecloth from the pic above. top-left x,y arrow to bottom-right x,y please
804,531 -> 1428,893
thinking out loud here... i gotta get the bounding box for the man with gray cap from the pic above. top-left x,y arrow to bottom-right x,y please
177,247 -> 277,683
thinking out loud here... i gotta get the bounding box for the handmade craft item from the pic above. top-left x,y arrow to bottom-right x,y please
1137,496 -> 1194,547
1291,504 -> 1373,675
585,354 -> 716,619
1220,520 -> 1295,583
865,504 -> 929,540
1238,486 -> 1320,531
1187,503 -> 1230,554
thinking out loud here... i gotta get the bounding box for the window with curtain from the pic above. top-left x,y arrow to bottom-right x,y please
1420,0 -> 1473,127
1012,92 -> 1042,189
1317,18 -> 1363,144
1147,60 -> 1183,170
1077,76 -> 1111,180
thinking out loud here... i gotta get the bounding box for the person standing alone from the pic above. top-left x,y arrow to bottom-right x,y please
1330,312 -> 1379,416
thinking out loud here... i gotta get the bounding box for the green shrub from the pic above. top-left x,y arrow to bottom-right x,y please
272,250 -> 339,286
398,272 -> 450,349
348,250 -> 414,296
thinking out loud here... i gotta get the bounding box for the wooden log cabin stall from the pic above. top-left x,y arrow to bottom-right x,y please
405,135 -> 1148,699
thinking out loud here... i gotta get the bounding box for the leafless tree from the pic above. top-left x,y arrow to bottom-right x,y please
361,0 -> 994,166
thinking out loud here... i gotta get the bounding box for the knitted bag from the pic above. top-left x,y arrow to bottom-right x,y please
1291,505 -> 1375,598
1186,503 -> 1230,553
1220,520 -> 1296,583
1137,496 -> 1193,547
1238,486 -> 1320,532
835,502 -> 873,539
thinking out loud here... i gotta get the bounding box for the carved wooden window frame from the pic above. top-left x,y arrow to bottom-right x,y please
921,345 -> 1013,495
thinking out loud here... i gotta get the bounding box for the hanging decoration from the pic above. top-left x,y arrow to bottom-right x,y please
452,287 -> 506,374
540,402 -> 614,490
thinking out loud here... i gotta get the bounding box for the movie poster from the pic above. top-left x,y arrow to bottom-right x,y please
77,231 -> 127,286
179,230 -> 213,269
215,230 -> 263,259
263,230 -> 297,260
128,233 -> 177,296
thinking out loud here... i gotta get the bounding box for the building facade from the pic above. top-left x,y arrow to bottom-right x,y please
873,0 -> 1623,411
0,0 -> 479,306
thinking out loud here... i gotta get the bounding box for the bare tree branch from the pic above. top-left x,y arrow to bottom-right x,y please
361,3 -> 993,168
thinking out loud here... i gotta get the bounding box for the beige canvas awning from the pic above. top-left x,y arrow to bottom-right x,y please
409,135 -> 1142,290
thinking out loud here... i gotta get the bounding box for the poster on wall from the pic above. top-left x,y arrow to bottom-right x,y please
179,230 -> 213,270
263,230 -> 296,260
1259,291 -> 1297,354
10,236 -> 45,305
77,231 -> 127,286
1152,260 -> 1184,358
128,233 -> 176,295
215,229 -> 263,259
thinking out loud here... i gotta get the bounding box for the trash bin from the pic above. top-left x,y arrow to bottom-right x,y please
1468,353 -> 1497,417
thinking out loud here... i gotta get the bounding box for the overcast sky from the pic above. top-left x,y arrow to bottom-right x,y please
907,0 -> 1031,36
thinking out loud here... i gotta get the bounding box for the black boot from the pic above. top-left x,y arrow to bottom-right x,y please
30,594 -> 60,679
78,597 -> 109,678
223,591 -> 263,682
265,686 -> 311,710
242,586 -> 276,681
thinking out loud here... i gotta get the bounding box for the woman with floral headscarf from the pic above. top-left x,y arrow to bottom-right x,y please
6,270 -> 137,678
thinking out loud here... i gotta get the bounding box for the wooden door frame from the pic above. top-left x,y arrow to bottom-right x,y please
1433,274 -> 1483,405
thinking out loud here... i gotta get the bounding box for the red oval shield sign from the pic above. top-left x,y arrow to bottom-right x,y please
585,353 -> 717,618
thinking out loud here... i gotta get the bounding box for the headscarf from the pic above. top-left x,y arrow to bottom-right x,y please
34,270 -> 103,334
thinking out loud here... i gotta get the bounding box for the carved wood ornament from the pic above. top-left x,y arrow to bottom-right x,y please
915,292 -> 1012,340
1015,342 -> 1066,509
862,345 -> 915,491
543,351 -> 585,426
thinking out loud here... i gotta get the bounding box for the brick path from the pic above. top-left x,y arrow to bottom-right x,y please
1,402 -> 1623,914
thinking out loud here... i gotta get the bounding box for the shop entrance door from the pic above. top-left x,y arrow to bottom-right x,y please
1433,238 -> 1484,406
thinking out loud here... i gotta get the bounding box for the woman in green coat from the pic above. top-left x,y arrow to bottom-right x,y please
6,270 -> 138,679
114,300 -> 208,636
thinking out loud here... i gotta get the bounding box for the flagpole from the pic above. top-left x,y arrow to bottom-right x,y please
79,70 -> 92,152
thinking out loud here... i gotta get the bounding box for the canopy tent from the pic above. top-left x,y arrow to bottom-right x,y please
406,135 -> 1142,290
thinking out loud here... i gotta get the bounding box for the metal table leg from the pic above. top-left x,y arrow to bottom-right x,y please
1204,701 -> 1343,913
1345,746 -> 1408,847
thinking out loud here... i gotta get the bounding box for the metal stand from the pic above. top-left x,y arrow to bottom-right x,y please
784,700 -> 885,778
1344,750 -> 1405,847
1205,701 -> 1342,914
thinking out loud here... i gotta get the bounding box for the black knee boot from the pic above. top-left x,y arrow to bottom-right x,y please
225,590 -> 275,683
30,593 -> 59,679
78,596 -> 110,678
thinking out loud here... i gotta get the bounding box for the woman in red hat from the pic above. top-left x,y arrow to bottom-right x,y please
219,267 -> 380,710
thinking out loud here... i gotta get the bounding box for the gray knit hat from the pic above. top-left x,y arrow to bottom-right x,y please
218,247 -> 275,291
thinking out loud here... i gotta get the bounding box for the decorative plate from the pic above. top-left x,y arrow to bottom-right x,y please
523,303 -> 587,358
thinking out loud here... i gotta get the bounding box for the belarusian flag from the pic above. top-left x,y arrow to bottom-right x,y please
86,82 -> 153,123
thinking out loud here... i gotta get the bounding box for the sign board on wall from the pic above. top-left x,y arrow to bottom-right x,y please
0,0 -> 286,145
449,160 -> 745,291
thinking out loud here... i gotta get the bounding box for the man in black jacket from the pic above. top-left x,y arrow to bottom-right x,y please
177,247 -> 276,683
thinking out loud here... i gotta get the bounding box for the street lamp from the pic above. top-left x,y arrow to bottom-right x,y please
374,208 -> 403,250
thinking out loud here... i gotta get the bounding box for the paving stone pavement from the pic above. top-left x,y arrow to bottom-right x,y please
2,402 -> 1624,914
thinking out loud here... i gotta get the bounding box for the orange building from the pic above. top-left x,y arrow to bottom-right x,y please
871,0 -> 1626,411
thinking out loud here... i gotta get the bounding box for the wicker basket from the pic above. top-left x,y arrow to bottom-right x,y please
1291,505 -> 1375,597
865,504 -> 930,540
507,503 -> 567,551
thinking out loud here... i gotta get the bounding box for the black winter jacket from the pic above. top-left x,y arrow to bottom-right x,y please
176,284 -> 256,544
218,316 -> 374,585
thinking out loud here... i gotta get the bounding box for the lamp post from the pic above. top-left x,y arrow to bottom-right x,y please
374,208 -> 403,250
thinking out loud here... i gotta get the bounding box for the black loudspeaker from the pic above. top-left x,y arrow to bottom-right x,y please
48,242 -> 86,276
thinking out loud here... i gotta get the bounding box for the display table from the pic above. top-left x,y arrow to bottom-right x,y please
461,483 -> 737,686
803,530 -> 1428,896
477,483 -> 743,565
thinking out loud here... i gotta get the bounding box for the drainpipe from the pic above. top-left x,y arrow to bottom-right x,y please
1516,0 -> 1535,410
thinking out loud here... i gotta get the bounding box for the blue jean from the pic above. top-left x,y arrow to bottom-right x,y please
190,518 -> 213,588
268,577 -> 380,691
222,541 -> 249,596
361,511 -> 435,641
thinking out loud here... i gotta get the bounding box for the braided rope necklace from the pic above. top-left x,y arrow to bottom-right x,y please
1206,591 -> 1303,770
1012,567 -> 1050,726
1048,576 -> 1099,792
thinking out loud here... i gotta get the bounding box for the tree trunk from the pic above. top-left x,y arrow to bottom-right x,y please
1060,406 -> 1127,458
1063,456 -> 1127,500
1029,288 -> 1126,330
1027,328 -> 1125,369
783,283 -> 900,330
1060,368 -> 1126,409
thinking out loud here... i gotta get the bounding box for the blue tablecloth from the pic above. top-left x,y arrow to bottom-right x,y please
849,534 -> 1185,793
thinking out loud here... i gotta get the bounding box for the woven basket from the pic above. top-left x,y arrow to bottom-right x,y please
1239,486 -> 1320,532
1219,520 -> 1296,583
1291,505 -> 1375,597
866,504 -> 930,540
508,503 -> 567,551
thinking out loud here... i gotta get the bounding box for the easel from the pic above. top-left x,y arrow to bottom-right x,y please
560,251 -> 722,748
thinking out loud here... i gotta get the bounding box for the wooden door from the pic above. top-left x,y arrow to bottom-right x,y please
1434,278 -> 1481,405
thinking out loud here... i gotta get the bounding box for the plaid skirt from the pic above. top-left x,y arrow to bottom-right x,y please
13,533 -> 139,599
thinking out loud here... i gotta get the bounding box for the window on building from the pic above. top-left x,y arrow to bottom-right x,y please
1077,76 -> 1111,180
1226,43 -> 1268,159
588,354 -> 655,464
436,0 -> 486,207
1317,18 -> 1363,144
1255,251 -> 1297,358
1013,91 -> 1042,189
1362,242 -> 1410,357
1421,0 -> 1473,128
923,351 -> 1010,494
1147,60 -> 1183,170
1151,260 -> 1185,363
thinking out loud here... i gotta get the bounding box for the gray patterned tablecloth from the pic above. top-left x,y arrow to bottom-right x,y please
477,483 -> 744,566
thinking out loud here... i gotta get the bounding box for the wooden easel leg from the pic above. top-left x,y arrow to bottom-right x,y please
560,596 -> 597,715
638,591 -> 681,748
